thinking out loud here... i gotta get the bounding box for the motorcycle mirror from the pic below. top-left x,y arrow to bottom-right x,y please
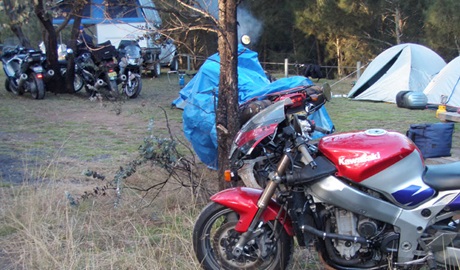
241,35 -> 251,46
322,83 -> 332,101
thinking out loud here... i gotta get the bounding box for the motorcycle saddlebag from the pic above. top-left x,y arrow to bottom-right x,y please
406,122 -> 454,158
396,91 -> 427,110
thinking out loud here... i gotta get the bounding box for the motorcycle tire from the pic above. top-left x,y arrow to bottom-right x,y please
124,76 -> 142,99
5,79 -> 11,92
193,202 -> 293,270
61,68 -> 85,93
73,73 -> 84,93
29,74 -> 45,100
9,79 -> 24,96
109,80 -> 119,98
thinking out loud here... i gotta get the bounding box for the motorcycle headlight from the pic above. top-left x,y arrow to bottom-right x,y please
127,58 -> 138,65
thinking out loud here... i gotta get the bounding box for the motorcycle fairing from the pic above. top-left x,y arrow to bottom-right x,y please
230,99 -> 290,157
319,129 -> 421,182
210,187 -> 294,236
360,150 -> 434,208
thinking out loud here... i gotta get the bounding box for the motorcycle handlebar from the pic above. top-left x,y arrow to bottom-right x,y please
314,125 -> 330,135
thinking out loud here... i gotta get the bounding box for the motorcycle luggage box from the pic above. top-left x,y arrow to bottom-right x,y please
396,91 -> 427,109
93,42 -> 117,63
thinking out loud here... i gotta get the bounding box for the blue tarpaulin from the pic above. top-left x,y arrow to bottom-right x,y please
172,45 -> 333,169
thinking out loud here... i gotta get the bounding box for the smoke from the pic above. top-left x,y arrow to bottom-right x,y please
195,0 -> 263,44
237,7 -> 263,45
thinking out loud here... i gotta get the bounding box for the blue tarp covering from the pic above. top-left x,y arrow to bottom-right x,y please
173,45 -> 333,169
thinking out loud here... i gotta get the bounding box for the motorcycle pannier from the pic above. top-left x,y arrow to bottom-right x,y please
406,122 -> 454,158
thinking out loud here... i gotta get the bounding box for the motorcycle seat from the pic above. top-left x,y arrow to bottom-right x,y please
423,161 -> 460,191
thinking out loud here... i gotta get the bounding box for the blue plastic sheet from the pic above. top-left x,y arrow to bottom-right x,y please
173,45 -> 333,169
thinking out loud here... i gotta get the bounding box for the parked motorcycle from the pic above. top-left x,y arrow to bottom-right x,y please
193,84 -> 460,269
1,45 -> 49,99
84,41 -> 123,100
118,41 -> 142,98
74,51 -> 97,94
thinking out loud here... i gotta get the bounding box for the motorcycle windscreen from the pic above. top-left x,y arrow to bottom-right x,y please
125,45 -> 141,58
230,99 -> 290,157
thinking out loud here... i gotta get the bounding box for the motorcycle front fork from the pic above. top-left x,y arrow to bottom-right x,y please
231,153 -> 291,257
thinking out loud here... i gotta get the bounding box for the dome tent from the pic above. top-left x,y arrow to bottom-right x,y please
423,56 -> 460,108
348,43 -> 446,103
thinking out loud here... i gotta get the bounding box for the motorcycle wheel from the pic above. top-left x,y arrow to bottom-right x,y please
124,76 -> 142,98
62,68 -> 85,93
73,73 -> 84,93
9,79 -> 23,96
29,73 -> 45,100
109,80 -> 119,99
193,202 -> 293,270
4,79 -> 11,92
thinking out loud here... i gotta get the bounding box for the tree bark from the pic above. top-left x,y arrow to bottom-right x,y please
216,0 -> 239,190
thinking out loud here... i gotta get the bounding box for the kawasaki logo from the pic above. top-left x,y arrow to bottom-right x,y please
338,152 -> 381,165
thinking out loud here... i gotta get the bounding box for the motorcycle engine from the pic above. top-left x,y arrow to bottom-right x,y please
332,209 -> 362,259
331,208 -> 383,259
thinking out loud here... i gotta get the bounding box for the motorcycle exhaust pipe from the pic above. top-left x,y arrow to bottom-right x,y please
301,224 -> 368,244
118,74 -> 127,84
94,79 -> 106,90
45,69 -> 55,81
17,73 -> 28,88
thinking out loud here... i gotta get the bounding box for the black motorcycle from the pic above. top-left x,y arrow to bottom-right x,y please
83,41 -> 121,100
1,46 -> 48,99
118,41 -> 142,98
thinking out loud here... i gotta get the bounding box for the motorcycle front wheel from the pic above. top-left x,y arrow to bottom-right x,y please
73,73 -> 84,93
193,202 -> 293,270
124,76 -> 142,98
29,73 -> 45,99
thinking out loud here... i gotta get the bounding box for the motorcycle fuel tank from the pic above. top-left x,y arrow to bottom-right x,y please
319,129 -> 423,183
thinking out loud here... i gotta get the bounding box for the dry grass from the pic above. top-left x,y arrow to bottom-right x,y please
0,161 -> 215,269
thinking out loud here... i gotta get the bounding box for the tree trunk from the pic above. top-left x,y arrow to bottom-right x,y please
336,38 -> 343,77
3,0 -> 31,47
34,0 -> 69,93
216,0 -> 239,190
394,7 -> 402,44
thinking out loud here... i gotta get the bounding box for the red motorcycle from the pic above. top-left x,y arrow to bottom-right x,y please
193,84 -> 460,269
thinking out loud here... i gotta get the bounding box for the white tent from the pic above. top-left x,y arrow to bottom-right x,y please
423,56 -> 460,108
348,43 -> 446,103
